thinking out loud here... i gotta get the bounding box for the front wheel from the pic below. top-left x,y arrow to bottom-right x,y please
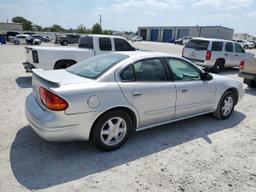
244,45 -> 249,49
212,91 -> 235,120
92,110 -> 132,151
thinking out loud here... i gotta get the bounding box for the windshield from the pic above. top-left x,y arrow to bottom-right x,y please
185,39 -> 209,50
66,54 -> 129,79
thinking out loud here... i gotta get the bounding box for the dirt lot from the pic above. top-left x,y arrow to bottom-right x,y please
0,42 -> 256,192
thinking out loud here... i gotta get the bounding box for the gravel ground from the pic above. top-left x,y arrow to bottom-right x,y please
0,42 -> 256,192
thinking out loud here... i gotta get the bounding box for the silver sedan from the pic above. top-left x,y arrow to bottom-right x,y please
25,51 -> 244,151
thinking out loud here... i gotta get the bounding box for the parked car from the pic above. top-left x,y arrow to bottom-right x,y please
31,35 -> 50,43
13,34 -> 41,45
234,40 -> 255,49
174,36 -> 192,45
23,34 -> 136,72
6,31 -> 20,42
59,34 -> 80,45
25,51 -> 244,151
182,38 -> 250,73
131,36 -> 143,42
239,56 -> 256,87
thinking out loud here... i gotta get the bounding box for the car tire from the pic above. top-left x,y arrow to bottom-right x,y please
54,60 -> 76,69
244,78 -> 256,88
63,41 -> 68,46
14,41 -> 20,45
212,60 -> 224,73
212,91 -> 235,120
92,110 -> 132,151
244,45 -> 249,49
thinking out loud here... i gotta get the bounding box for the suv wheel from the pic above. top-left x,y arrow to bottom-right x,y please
92,110 -> 132,151
212,91 -> 235,120
212,60 -> 224,73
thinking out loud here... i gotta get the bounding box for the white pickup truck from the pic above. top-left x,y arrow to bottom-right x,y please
23,34 -> 136,72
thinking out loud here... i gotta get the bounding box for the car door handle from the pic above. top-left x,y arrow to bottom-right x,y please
180,89 -> 188,93
224,53 -> 229,56
235,54 -> 239,56
132,91 -> 142,97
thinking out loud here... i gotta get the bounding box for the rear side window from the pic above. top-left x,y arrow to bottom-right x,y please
185,40 -> 209,50
225,42 -> 233,52
120,65 -> 135,81
99,37 -> 112,51
114,38 -> 133,51
211,41 -> 223,51
78,36 -> 93,49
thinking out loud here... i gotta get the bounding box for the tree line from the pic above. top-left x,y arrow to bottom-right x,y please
12,16 -> 113,35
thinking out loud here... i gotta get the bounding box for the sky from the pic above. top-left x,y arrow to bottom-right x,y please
0,0 -> 256,34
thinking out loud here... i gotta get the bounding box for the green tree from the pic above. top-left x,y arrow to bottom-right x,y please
49,24 -> 64,32
103,30 -> 113,35
33,25 -> 43,31
12,16 -> 33,30
91,23 -> 102,34
75,24 -> 87,34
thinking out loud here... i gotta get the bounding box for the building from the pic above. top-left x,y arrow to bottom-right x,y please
138,25 -> 234,42
0,22 -> 23,34
233,33 -> 256,41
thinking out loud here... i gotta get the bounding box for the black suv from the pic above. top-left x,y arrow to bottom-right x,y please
59,34 -> 80,45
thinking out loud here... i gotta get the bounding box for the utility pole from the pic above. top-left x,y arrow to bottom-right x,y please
99,14 -> 102,28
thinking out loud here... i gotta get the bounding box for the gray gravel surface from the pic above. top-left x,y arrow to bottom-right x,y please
0,42 -> 255,192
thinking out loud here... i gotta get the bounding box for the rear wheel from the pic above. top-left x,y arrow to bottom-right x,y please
14,40 -> 19,45
244,78 -> 256,88
211,60 -> 224,73
92,110 -> 132,151
212,91 -> 235,120
244,45 -> 249,49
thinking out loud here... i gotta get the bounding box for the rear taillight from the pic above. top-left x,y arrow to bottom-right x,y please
240,60 -> 245,70
205,51 -> 212,60
39,87 -> 68,111
32,50 -> 39,63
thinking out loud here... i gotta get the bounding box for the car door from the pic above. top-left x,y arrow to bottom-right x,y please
117,58 -> 176,127
224,42 -> 235,67
165,58 -> 216,119
234,43 -> 245,67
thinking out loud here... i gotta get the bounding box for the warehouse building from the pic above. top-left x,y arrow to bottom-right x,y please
0,22 -> 23,34
233,33 -> 256,41
138,25 -> 234,42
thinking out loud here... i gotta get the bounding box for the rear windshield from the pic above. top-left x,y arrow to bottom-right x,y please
185,40 -> 209,50
78,36 -> 93,49
66,54 -> 129,79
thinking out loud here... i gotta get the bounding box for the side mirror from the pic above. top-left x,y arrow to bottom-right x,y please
201,71 -> 213,81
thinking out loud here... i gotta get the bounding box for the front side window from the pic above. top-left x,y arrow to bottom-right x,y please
235,43 -> 244,53
225,42 -> 234,52
166,58 -> 201,81
99,37 -> 112,51
114,38 -> 133,51
211,41 -> 223,51
67,53 -> 128,79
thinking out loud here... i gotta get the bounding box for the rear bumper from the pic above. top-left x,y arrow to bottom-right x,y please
25,93 -> 96,141
239,72 -> 256,80
23,62 -> 35,73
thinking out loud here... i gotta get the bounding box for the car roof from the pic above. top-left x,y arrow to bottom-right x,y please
82,34 -> 127,40
114,51 -> 177,58
191,37 -> 234,43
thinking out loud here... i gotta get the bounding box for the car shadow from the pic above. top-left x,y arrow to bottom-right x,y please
245,87 -> 256,96
15,76 -> 32,88
219,68 -> 239,75
10,111 -> 246,190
